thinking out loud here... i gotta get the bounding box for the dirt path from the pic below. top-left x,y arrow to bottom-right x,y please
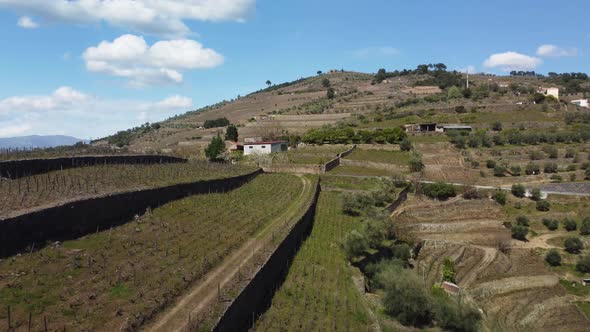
459,246 -> 497,289
144,176 -> 313,332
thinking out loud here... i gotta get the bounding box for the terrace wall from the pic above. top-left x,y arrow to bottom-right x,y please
386,186 -> 410,213
0,169 -> 262,258
0,155 -> 187,179
212,181 -> 321,332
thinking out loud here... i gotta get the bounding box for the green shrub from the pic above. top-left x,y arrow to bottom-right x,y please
204,134 -> 225,161
542,218 -> 559,231
536,200 -> 550,211
511,225 -> 528,241
486,160 -> 496,169
511,184 -> 526,198
342,230 -> 369,259
400,138 -> 413,152
493,165 -> 507,177
378,264 -> 434,326
510,165 -> 522,176
525,163 -> 541,175
530,188 -> 542,201
565,237 -> 584,254
576,256 -> 590,273
529,150 -> 544,160
442,257 -> 456,283
550,174 -> 563,182
580,218 -> 590,236
565,148 -> 576,158
544,162 -> 558,173
545,249 -> 562,266
516,216 -> 530,227
409,152 -> 425,172
342,192 -> 375,216
492,190 -> 507,205
421,182 -> 456,200
564,218 -> 578,231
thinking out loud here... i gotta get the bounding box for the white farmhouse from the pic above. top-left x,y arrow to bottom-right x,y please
572,99 -> 589,108
244,141 -> 288,155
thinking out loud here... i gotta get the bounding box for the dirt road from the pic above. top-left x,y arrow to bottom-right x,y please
144,176 -> 313,332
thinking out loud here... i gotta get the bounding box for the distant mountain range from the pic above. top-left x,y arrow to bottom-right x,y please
0,135 -> 87,149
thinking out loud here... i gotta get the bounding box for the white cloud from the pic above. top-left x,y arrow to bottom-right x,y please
83,34 -> 224,87
483,51 -> 542,71
0,87 -> 193,138
0,0 -> 255,36
536,44 -> 577,58
17,16 -> 38,29
354,47 -> 400,58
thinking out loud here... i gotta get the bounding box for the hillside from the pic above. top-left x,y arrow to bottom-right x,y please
0,135 -> 86,149
96,67 -> 589,159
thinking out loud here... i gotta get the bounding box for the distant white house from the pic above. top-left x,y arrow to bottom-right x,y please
572,99 -> 589,108
244,141 -> 288,155
538,87 -> 559,100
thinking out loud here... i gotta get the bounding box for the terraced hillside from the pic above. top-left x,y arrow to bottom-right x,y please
0,174 -> 308,331
397,195 -> 590,331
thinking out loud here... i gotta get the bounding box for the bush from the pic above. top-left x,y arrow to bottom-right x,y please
567,164 -> 577,172
544,162 -> 558,173
493,190 -> 507,205
580,218 -> 590,235
442,257 -> 456,283
585,168 -> 590,180
545,249 -> 562,266
543,146 -> 559,159
536,200 -> 550,211
529,150 -> 544,160
203,117 -> 230,129
409,152 -> 425,172
400,138 -> 413,152
516,215 -> 530,227
492,121 -> 503,131
204,134 -> 226,161
342,192 -> 375,216
511,184 -> 526,198
576,256 -> 590,273
525,163 -> 541,175
421,182 -> 456,200
565,148 -> 576,158
564,218 -> 578,231
486,160 -> 496,169
550,174 -> 563,182
377,264 -> 434,326
454,105 -> 467,113
493,165 -> 507,177
565,237 -> 584,254
511,225 -> 528,241
530,188 -> 542,201
543,218 -> 559,231
463,187 -> 482,200
342,230 -> 369,259
510,165 -> 522,176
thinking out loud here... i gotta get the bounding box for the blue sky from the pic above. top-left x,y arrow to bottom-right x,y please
0,0 -> 588,139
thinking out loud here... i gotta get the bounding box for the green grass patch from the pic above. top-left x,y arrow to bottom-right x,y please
559,279 -> 590,296
576,301 -> 590,319
109,283 -> 133,299
345,149 -> 410,165
320,175 -> 383,191
329,165 -> 395,177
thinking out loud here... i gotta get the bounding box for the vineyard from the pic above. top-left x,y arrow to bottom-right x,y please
0,162 -> 255,218
344,149 -> 411,165
0,174 -> 304,331
253,192 -> 371,331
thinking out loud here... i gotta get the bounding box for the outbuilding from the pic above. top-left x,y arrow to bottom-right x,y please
244,141 -> 288,155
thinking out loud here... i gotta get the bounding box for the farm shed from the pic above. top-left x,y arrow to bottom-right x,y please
244,141 -> 288,155
404,123 -> 437,133
436,125 -> 472,133
572,99 -> 589,108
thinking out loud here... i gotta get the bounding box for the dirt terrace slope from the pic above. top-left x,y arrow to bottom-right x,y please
398,196 -> 589,331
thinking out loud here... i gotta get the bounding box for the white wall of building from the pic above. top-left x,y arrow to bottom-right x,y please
244,142 -> 287,155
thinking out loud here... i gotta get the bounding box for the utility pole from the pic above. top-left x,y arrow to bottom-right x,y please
466,71 -> 470,89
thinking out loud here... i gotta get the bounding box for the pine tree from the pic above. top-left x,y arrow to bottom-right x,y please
205,134 -> 225,161
225,124 -> 238,142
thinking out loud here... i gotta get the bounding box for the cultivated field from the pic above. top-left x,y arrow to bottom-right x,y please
0,162 -> 255,218
253,192 -> 372,331
0,174 -> 305,331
